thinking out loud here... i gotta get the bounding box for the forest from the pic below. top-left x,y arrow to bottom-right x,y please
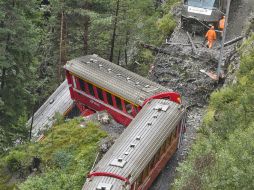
1,0 -> 254,189
0,0 -> 178,189
0,0 -> 177,153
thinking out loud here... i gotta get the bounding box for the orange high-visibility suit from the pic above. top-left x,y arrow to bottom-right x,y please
205,26 -> 217,49
219,16 -> 225,37
219,16 -> 225,30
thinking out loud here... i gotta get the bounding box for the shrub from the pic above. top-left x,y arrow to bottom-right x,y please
0,118 -> 107,189
157,13 -> 176,37
172,33 -> 254,190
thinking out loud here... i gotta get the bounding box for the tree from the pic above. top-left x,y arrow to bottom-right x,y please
0,0 -> 40,151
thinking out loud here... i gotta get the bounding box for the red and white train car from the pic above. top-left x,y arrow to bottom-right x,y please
82,99 -> 186,190
64,55 -> 181,126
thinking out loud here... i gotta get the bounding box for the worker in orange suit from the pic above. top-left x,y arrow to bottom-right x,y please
205,26 -> 217,49
219,16 -> 225,37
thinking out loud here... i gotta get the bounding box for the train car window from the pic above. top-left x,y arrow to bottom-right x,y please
153,149 -> 161,166
160,144 -> 165,157
161,141 -> 167,154
186,0 -> 219,9
148,158 -> 154,172
173,128 -> 177,137
78,79 -> 86,92
166,134 -> 171,147
133,105 -> 138,114
150,156 -> 156,169
72,76 -> 77,88
166,135 -> 172,146
115,96 -> 123,110
88,83 -> 95,96
136,175 -> 142,187
106,92 -> 114,106
96,87 -> 104,101
125,101 -> 132,114
142,166 -> 149,182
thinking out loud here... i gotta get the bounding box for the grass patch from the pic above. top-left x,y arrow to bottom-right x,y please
0,118 -> 107,190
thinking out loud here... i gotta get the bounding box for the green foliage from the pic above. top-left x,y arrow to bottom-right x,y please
0,0 -> 40,151
5,150 -> 28,174
163,0 -> 181,12
173,34 -> 254,190
52,150 -> 74,169
0,0 -> 179,168
127,49 -> 154,76
0,0 -> 179,187
0,118 -> 107,190
53,112 -> 65,126
157,13 -> 176,40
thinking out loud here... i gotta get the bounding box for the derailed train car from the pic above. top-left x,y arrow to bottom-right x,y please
181,0 -> 228,33
64,55 -> 181,126
83,99 -> 186,190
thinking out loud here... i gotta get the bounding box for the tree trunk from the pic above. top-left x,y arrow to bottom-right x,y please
117,49 -> 121,65
109,0 -> 120,62
1,69 -> 6,89
58,11 -> 67,84
140,42 -> 172,55
124,30 -> 129,65
83,16 -> 90,55
1,33 -> 11,89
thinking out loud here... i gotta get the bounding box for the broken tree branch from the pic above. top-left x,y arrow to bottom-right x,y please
186,31 -> 197,54
140,42 -> 171,55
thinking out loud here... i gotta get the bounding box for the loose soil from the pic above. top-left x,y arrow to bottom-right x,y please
150,0 -> 254,189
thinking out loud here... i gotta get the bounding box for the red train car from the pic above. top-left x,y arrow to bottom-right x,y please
82,99 -> 186,190
64,55 -> 181,126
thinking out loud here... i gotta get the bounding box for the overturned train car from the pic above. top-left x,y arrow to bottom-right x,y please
64,55 -> 181,126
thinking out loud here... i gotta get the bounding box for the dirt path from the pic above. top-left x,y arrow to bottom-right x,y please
150,0 -> 254,189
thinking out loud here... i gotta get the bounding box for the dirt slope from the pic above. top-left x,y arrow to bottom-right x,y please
150,0 -> 254,189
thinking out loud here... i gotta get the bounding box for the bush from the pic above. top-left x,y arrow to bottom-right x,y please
172,34 -> 254,190
52,150 -> 73,169
157,13 -> 176,38
0,118 -> 107,190
5,151 -> 28,174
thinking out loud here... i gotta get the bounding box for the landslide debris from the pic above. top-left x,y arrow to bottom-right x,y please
150,44 -> 227,107
150,0 -> 254,189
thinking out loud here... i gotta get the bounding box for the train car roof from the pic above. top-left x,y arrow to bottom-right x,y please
64,55 -> 172,106
82,99 -> 185,190
27,80 -> 73,139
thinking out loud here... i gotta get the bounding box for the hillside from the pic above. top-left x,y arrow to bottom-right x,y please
173,30 -> 254,189
1,0 -> 254,189
0,118 -> 107,190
